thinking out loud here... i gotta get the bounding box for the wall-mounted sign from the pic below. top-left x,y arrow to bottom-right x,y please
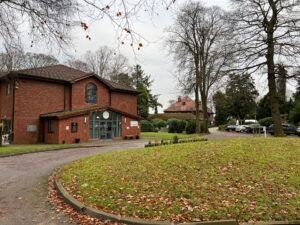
103,111 -> 110,119
130,121 -> 139,127
27,125 -> 37,132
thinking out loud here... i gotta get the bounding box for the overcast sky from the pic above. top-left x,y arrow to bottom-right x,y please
14,0 -> 294,112
64,0 -> 232,112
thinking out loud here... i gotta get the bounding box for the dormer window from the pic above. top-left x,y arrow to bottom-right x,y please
85,83 -> 97,104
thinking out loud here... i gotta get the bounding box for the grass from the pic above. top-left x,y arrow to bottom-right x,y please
58,138 -> 300,223
141,132 -> 200,140
0,144 -> 82,156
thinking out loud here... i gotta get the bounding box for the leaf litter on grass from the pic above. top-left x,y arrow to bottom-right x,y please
59,138 -> 300,223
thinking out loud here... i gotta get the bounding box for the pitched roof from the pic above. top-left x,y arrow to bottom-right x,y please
0,71 -> 8,78
164,96 -> 213,113
1,64 -> 138,94
98,78 -> 138,93
13,64 -> 87,82
40,105 -> 142,120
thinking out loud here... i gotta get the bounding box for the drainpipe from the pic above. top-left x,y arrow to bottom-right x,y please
11,79 -> 16,143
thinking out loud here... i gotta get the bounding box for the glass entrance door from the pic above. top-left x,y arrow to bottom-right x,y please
89,111 -> 121,140
99,121 -> 113,140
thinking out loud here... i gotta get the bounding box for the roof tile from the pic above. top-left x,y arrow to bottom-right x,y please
164,96 -> 213,113
1,65 -> 138,93
16,64 -> 87,82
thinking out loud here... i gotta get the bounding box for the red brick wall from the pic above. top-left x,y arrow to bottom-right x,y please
111,92 -> 137,115
0,81 -> 14,120
13,79 -> 65,144
1,75 -> 139,144
121,116 -> 140,138
71,77 -> 110,110
57,115 -> 89,144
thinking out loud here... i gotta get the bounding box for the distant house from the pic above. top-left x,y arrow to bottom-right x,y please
162,96 -> 214,122
0,65 -> 140,144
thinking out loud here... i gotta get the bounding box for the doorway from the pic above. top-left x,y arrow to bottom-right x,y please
89,111 -> 121,140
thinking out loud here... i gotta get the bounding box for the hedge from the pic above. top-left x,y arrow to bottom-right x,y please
258,117 -> 273,127
141,120 -> 155,132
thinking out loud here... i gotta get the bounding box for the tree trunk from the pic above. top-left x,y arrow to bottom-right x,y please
195,86 -> 201,134
195,61 -> 201,134
266,32 -> 285,136
200,93 -> 209,133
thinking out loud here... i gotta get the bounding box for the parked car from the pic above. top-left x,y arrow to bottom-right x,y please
246,123 -> 265,133
296,127 -> 300,136
268,124 -> 296,135
236,119 -> 259,133
225,125 -> 236,132
235,125 -> 247,132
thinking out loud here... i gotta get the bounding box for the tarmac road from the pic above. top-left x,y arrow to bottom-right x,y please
0,141 -> 146,225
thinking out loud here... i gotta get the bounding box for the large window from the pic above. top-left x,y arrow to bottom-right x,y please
89,111 -> 121,139
85,83 -> 97,104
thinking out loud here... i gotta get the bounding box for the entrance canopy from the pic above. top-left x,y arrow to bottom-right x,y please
40,106 -> 141,120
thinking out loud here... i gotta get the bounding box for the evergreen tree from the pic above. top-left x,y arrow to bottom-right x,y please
131,65 -> 162,118
212,91 -> 229,125
257,94 -> 272,120
225,73 -> 258,120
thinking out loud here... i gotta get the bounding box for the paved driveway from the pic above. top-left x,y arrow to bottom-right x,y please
0,129 -> 247,225
0,141 -> 146,225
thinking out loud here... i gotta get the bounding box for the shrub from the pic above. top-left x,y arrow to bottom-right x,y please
173,135 -> 179,144
152,119 -> 167,129
289,102 -> 300,125
141,120 -> 155,132
258,117 -> 273,127
168,119 -> 179,133
218,125 -> 226,131
185,120 -> 196,134
179,120 -> 187,133
168,119 -> 186,133
144,137 -> 208,147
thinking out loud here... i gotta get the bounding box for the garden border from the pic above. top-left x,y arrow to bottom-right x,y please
55,176 -> 300,225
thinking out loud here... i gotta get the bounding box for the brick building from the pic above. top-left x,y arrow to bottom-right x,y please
0,65 -> 141,144
164,96 -> 214,122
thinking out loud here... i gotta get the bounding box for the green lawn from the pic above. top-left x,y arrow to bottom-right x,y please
141,132 -> 200,140
0,144 -> 82,156
59,138 -> 300,223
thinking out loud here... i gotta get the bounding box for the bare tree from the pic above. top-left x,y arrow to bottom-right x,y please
84,46 -> 114,78
0,0 -> 76,48
167,2 -> 233,133
109,53 -> 130,77
0,49 -> 24,71
24,53 -> 58,68
82,0 -> 176,49
82,46 -> 129,78
230,0 -> 300,136
0,49 -> 59,71
66,59 -> 91,72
